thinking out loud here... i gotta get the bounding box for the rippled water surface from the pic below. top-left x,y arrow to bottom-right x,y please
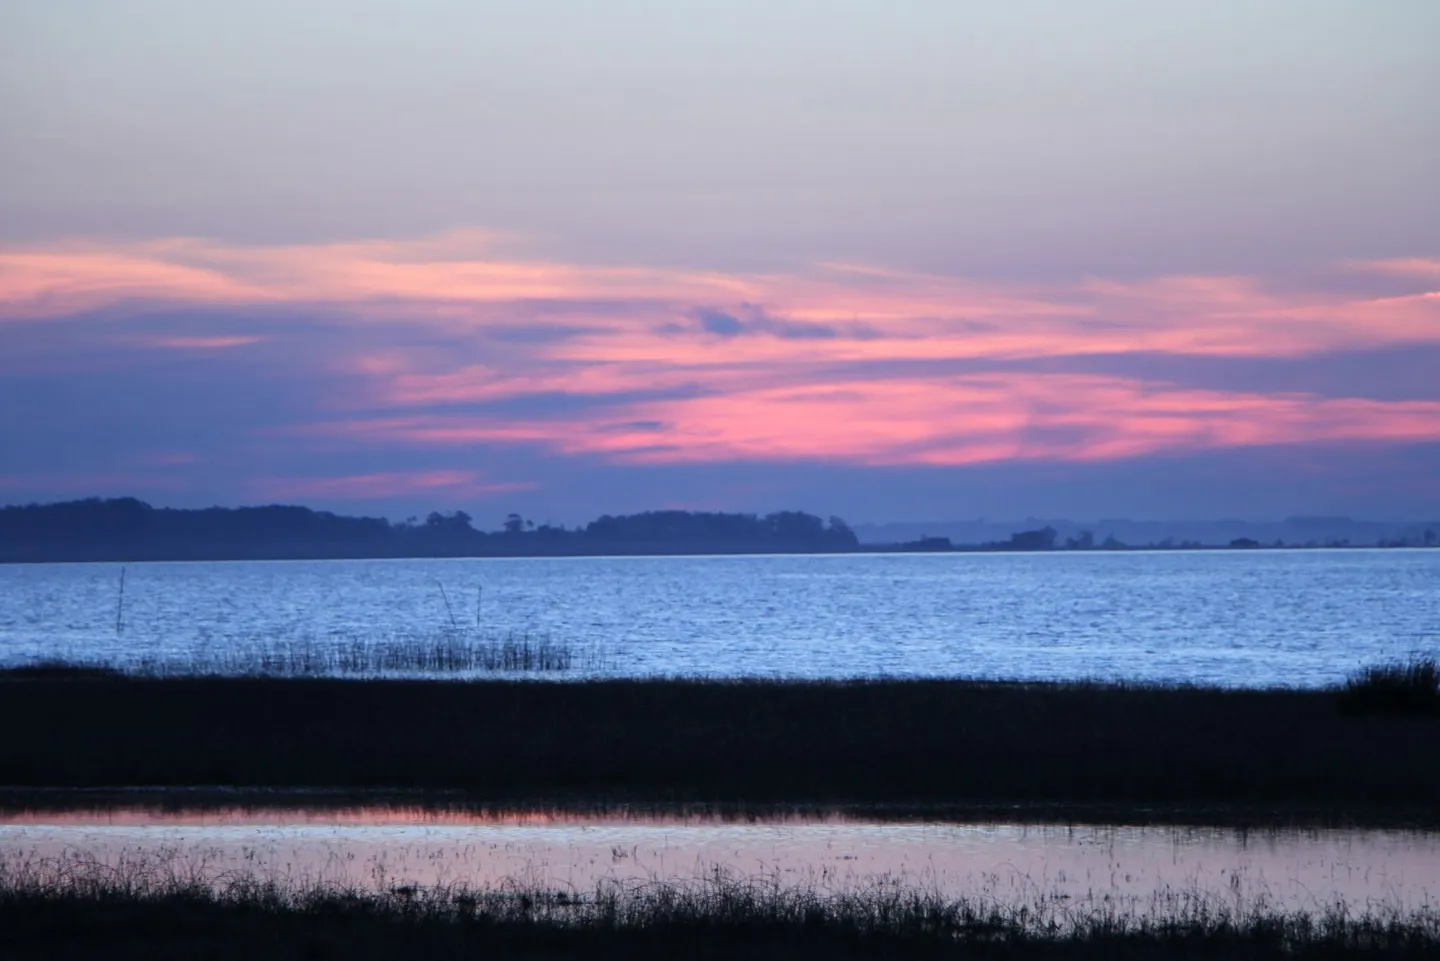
2,550 -> 1437,685
4,806 -> 1437,915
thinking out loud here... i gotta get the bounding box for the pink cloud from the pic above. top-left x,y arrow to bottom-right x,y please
6,232 -> 1440,480
1351,258 -> 1440,279
140,335 -> 266,350
0,231 -> 752,320
0,249 -> 268,318
5,233 -> 1437,363
294,374 -> 1440,469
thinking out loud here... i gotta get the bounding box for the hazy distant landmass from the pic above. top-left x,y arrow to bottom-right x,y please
0,498 -> 860,563
856,517 -> 1440,550
1,499 -> 1437,563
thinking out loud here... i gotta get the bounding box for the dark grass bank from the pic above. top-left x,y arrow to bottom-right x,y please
4,875 -> 1439,961
2,676 -> 1438,821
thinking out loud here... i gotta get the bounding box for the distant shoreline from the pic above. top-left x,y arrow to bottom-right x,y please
3,497 -> 1435,564
2,541 -> 1435,565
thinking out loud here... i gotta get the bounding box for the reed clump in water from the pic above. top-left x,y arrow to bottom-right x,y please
2,630 -> 602,679
1338,657 -> 1440,716
198,630 -> 583,676
3,852 -> 1439,959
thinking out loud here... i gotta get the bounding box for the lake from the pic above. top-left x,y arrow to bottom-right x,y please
2,549 -> 1437,686
4,804 -> 1437,917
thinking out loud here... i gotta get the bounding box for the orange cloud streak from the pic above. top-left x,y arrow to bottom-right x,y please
4,233 -> 1436,364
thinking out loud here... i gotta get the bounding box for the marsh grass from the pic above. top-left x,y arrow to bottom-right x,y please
2,630 -> 607,679
0,661 -> 125,680
3,852 -> 1439,959
4,677 -> 1439,818
187,630 -> 586,676
1338,658 -> 1440,717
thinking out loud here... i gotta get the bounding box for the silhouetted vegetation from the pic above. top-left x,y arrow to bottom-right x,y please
0,661 -> 125,680
1339,658 -> 1440,717
863,516 -> 1440,550
988,526 -> 1059,551
0,498 -> 860,562
2,676 -> 1437,823
8,498 -> 1439,560
895,535 -> 954,551
4,853 -> 1440,961
8,633 -> 596,678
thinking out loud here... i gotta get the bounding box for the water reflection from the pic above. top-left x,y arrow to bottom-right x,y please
0,805 -> 859,827
3,804 -> 1436,915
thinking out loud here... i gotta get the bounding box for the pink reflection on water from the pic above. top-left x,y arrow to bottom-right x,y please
0,806 -> 857,828
3,807 -> 1438,915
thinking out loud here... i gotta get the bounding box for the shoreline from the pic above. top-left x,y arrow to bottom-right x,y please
4,543 -> 1438,565
5,788 -> 1440,830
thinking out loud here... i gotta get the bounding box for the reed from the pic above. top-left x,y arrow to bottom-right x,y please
3,852 -> 1438,959
0,661 -> 124,680
3,630 -> 601,679
192,630 -> 585,676
1338,657 -> 1440,716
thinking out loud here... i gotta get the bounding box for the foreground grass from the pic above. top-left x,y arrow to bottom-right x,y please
3,857 -> 1439,960
1339,658 -> 1440,717
1,675 -> 1438,823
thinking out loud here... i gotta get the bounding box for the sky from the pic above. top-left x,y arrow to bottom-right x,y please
2,0 -> 1438,525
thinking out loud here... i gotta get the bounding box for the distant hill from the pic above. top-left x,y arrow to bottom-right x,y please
0,498 -> 860,563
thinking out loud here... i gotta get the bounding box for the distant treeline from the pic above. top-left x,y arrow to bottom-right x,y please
893,524 -> 1440,553
4,498 -> 1436,563
0,498 -> 861,562
865,516 -> 1440,550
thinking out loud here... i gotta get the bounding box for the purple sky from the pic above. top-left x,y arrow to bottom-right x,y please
2,1 -> 1438,523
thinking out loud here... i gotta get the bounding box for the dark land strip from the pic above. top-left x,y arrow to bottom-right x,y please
7,497 -> 1437,562
2,677 -> 1437,824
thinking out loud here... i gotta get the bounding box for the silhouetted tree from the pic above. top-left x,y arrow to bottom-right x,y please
1006,527 -> 1057,551
0,499 -> 863,561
